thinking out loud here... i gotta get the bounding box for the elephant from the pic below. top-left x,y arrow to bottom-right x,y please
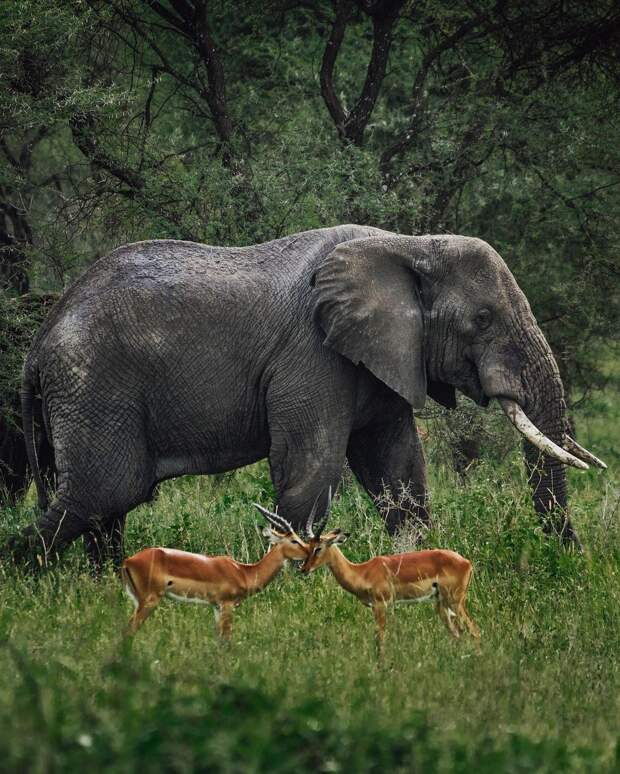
9,224 -> 605,568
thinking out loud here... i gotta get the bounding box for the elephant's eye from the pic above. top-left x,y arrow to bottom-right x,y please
476,308 -> 492,329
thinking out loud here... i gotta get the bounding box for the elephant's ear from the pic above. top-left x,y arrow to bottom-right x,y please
313,238 -> 427,409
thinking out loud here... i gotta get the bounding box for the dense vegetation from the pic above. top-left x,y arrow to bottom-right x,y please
1,1 -> 619,770
2,1 -> 619,386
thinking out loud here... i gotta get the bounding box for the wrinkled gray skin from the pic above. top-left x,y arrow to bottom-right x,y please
13,225 -> 574,568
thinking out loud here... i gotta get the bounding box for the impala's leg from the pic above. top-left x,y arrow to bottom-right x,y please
436,588 -> 461,639
347,394 -> 429,535
449,594 -> 468,636
453,566 -> 480,641
457,601 -> 481,641
454,585 -> 480,641
216,602 -> 234,642
126,595 -> 161,636
372,601 -> 388,658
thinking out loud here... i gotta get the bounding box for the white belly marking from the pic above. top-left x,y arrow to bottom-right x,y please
397,583 -> 439,604
165,590 -> 213,606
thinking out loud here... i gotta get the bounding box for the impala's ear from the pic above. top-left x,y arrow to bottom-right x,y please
262,526 -> 279,543
321,529 -> 349,545
313,237 -> 429,409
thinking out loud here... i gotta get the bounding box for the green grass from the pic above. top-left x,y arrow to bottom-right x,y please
0,393 -> 618,772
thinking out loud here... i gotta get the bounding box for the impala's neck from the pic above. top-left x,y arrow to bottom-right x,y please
325,547 -> 363,596
243,545 -> 287,594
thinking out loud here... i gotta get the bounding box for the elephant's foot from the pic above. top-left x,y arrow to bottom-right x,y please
539,510 -> 581,549
1,527 -> 58,570
1,507 -> 86,569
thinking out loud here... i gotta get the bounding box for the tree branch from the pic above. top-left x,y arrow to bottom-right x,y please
192,0 -> 234,145
69,112 -> 145,193
321,0 -> 404,146
345,0 -> 404,145
320,0 -> 352,135
143,0 -> 235,151
380,8 -> 492,173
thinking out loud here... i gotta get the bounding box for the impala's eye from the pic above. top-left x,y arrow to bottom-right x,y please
290,540 -> 299,545
476,308 -> 492,330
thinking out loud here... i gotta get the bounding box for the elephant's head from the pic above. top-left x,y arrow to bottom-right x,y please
314,233 -> 606,537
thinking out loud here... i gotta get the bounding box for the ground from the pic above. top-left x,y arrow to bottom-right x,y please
0,391 -> 617,773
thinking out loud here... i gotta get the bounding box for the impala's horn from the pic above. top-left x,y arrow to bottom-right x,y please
306,486 -> 332,539
563,435 -> 607,470
253,503 -> 295,534
305,493 -> 320,538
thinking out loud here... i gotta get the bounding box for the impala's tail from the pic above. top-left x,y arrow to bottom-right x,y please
459,561 -> 480,641
121,564 -> 139,610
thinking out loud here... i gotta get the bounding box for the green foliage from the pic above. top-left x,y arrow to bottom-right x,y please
0,292 -> 55,427
0,656 -> 613,773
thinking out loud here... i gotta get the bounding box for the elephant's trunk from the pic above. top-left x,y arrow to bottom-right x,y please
519,336 -> 575,540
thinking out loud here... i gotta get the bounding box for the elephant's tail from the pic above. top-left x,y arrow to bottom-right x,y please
21,359 -> 48,510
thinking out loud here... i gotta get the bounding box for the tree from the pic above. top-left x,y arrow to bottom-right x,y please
0,0 -> 617,505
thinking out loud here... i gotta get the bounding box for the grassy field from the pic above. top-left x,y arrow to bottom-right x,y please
0,391 -> 618,773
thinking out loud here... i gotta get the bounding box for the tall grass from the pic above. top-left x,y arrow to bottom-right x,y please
0,392 -> 618,772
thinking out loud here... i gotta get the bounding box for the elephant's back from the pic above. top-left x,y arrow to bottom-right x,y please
30,240 -> 269,365
29,225 -> 390,366
57,239 -> 269,303
56,224 -> 389,299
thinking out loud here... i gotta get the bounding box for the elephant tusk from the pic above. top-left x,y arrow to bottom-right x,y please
498,399 -> 589,470
563,435 -> 607,470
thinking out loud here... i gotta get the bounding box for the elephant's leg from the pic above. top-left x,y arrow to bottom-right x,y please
347,400 -> 429,535
269,438 -> 346,531
267,377 -> 354,531
83,513 -> 127,572
3,416 -> 151,567
268,422 -> 350,531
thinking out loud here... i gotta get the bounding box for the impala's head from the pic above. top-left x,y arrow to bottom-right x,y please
299,486 -> 349,573
253,503 -> 308,560
301,529 -> 349,573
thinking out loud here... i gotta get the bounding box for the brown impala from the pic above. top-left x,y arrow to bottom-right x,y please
121,504 -> 307,639
300,490 -> 480,655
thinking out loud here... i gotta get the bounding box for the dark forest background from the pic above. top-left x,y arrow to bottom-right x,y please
1,0 -> 619,499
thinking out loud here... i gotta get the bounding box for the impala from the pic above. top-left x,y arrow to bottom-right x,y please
300,490 -> 480,655
121,504 -> 308,639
